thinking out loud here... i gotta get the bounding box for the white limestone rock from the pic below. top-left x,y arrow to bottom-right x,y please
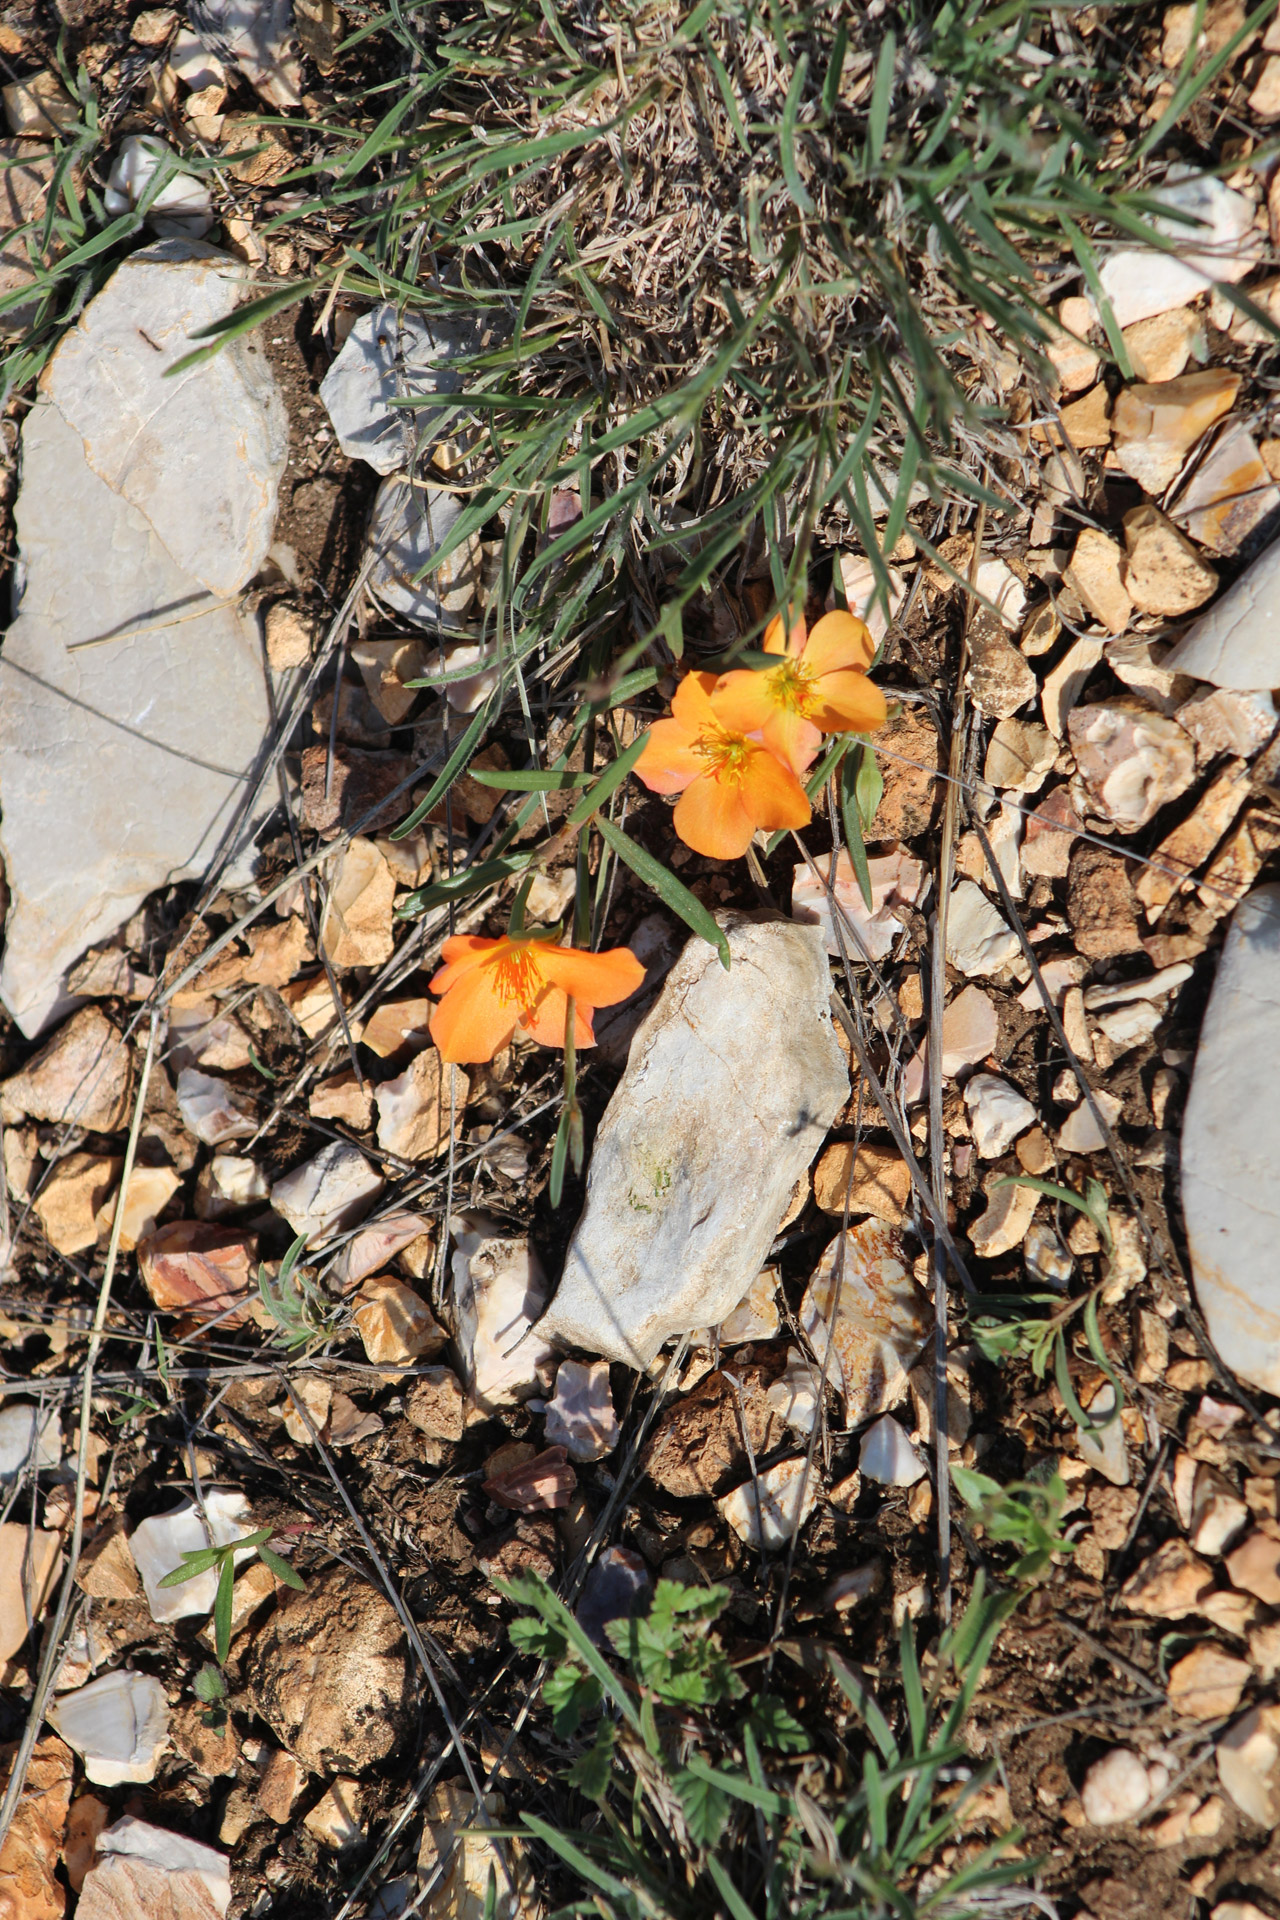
538,916 -> 848,1367
1182,885 -> 1280,1393
764,1347 -> 823,1436
791,847 -> 924,963
452,1219 -> 557,1412
1163,538 -> 1280,691
129,1491 -> 254,1624
1095,170 -> 1260,329
543,1359 -> 619,1462
103,136 -> 212,238
0,399 -> 272,1037
366,479 -> 482,629
78,1816 -> 231,1918
944,881 -> 1020,977
0,1402 -> 60,1476
175,1068 -> 257,1146
319,304 -> 482,475
49,1672 -> 170,1788
963,1073 -> 1036,1158
271,1141 -> 385,1242
1081,1747 -> 1168,1827
858,1414 -> 927,1486
716,1457 -> 819,1552
42,240 -> 287,596
799,1222 -> 931,1425
184,0 -> 301,108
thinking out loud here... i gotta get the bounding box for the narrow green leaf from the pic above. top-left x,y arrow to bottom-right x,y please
256,1543 -> 306,1591
839,750 -> 874,911
213,1553 -> 235,1665
593,815 -> 729,969
167,281 -> 317,376
469,768 -> 596,792
865,31 -> 896,168
565,731 -> 648,827
391,700 -> 493,840
706,1857 -> 754,1920
158,1547 -> 223,1586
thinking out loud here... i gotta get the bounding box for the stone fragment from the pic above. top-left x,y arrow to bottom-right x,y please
1063,529 -> 1131,635
320,305 -> 481,475
870,709 -> 943,838
367,480 -> 483,629
194,1154 -> 270,1221
256,1748 -> 306,1824
964,1074 -> 1035,1158
1112,369 -> 1241,495
2,1008 -> 132,1132
102,137 -> 212,239
717,1266 -> 781,1343
247,1568 -> 412,1772
48,1674 -> 169,1788
859,1414 -> 926,1486
901,985 -> 998,1104
0,1405 -> 59,1479
790,845 -> 925,963
540,918 -> 847,1367
1121,1538 -> 1214,1617
483,1446 -> 575,1513
1172,421 -> 1280,556
764,1348 -> 822,1435
985,717 -> 1055,795
0,1524 -> 61,1662
264,602 -> 314,670
1178,686 -> 1278,762
799,1223 -> 930,1424
186,0 -> 301,107
1122,307 -> 1203,383
137,1221 -> 255,1325
1044,303 -> 1100,391
1191,1467 -> 1249,1556
1226,1529 -> 1280,1604
944,880 -> 1019,976
813,1140 -> 911,1221
75,1816 -> 230,1920
175,1067 -> 256,1146
968,1177 -> 1038,1258
3,71 -> 76,136
1136,757 -> 1252,918
1081,1748 -> 1166,1826
129,1491 -> 253,1623
643,1364 -> 789,1498
0,387 -> 271,1037
1096,171 -> 1260,329
416,1783 -> 533,1920
0,1734 -> 73,1920
332,1212 -> 432,1292
966,616 -> 1037,719
1163,536 -> 1280,690
304,1778 -> 364,1851
1076,1382 -> 1129,1486
320,838 -> 396,970
1044,381 -> 1112,451
403,1368 -> 466,1444
374,1051 -> 467,1162
1042,637 -> 1104,741
299,744 -> 415,842
453,1221 -> 556,1411
1181,887 -> 1280,1393
1058,1089 -> 1123,1154
1067,846 -> 1144,958
1217,1704 -> 1280,1824
171,1704 -> 236,1779
717,1458 -> 819,1552
44,240 -> 285,594
272,1141 -> 384,1241
543,1359 -> 618,1462
353,1278 -> 446,1368
309,1071 -> 373,1131
359,998 -> 435,1059
75,1521 -> 140,1601
99,1164 -> 182,1252
65,947 -> 156,1001
32,1154 -> 121,1256
1122,504 -> 1218,615
1067,699 -> 1196,832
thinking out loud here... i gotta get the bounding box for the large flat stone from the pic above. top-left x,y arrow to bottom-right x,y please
1163,537 -> 1280,690
0,400 -> 270,1035
41,239 -> 287,596
1182,884 -> 1280,1392
538,915 -> 848,1367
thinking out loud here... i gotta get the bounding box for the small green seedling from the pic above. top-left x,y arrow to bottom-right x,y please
159,1527 -> 305,1665
257,1231 -> 339,1351
951,1466 -> 1074,1583
193,1662 -> 228,1728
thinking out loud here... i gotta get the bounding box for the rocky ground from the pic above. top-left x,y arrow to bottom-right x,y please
4,5 -> 1280,1920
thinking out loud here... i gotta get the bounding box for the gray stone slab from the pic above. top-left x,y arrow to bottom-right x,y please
319,304 -> 480,476
1163,538 -> 1280,691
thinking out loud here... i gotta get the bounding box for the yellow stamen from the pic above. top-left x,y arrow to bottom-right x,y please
694,725 -> 752,783
489,943 -> 546,1011
765,657 -> 818,716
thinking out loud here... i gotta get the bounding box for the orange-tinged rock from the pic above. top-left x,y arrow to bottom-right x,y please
799,1222 -> 930,1426
136,1220 -> 256,1327
0,1734 -> 73,1920
1167,1643 -> 1250,1719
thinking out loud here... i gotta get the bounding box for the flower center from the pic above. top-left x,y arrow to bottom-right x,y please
489,943 -> 546,1011
766,656 -> 817,716
694,724 -> 752,784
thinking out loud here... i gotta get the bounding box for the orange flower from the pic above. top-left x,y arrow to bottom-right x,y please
713,609 -> 886,775
428,932 -> 645,1065
634,670 -> 812,860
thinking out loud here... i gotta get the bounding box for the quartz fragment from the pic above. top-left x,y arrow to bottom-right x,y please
129,1491 -> 254,1623
1163,536 -> 1280,690
49,1675 -> 170,1789
790,847 -> 924,962
272,1142 -> 384,1241
319,305 -> 481,475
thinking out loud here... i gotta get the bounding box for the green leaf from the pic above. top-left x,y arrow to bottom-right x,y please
839,748 -> 874,912
673,1768 -> 730,1850
157,1546 -> 224,1587
565,731 -> 648,827
167,280 -> 318,375
543,1662 -> 602,1738
213,1553 -> 235,1666
564,1718 -> 615,1802
706,1857 -> 755,1920
469,767 -> 596,791
256,1543 -> 306,1591
391,699 -> 493,840
593,815 -> 729,970
993,1174 -> 1112,1252
508,1613 -> 566,1662
748,1695 -> 809,1753
193,1662 -> 227,1705
951,1466 -> 1002,1511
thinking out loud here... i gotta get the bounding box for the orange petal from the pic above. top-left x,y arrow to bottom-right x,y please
429,969 -> 520,1064
710,669 -> 776,734
673,771 -> 757,860
634,717 -> 704,795
669,669 -> 721,731
741,743 -> 812,832
429,935 -> 506,995
802,610 -> 876,676
809,670 -> 888,734
763,611 -> 806,656
540,944 -> 646,1007
762,708 -> 822,776
519,987 -> 597,1050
